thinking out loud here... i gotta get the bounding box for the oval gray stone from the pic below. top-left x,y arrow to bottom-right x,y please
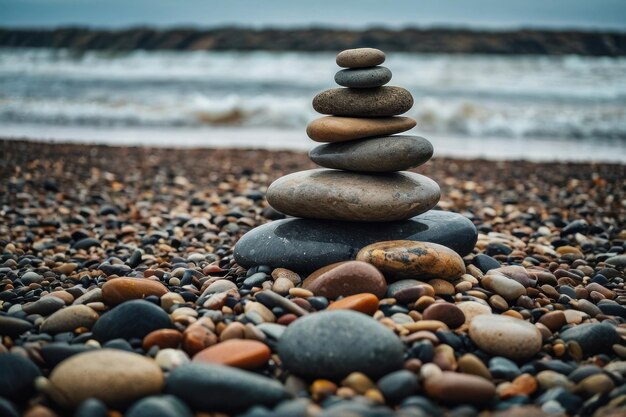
233,210 -> 477,273
336,48 -> 385,68
309,135 -> 433,172
335,66 -> 392,88
277,310 -> 404,380
267,169 -> 440,222
560,322 -> 620,355
313,87 -> 413,117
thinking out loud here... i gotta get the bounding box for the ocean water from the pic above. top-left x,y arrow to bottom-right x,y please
1,48 -> 625,162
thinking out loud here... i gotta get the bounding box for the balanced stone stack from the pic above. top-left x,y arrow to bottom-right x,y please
234,48 -> 477,272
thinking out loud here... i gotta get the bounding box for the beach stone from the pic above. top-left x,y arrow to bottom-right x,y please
0,353 -> 42,402
40,343 -> 95,368
309,135 -> 433,172
142,329 -> 183,351
0,399 -> 18,417
277,310 -> 404,380
356,241 -> 465,281
422,303 -> 465,329
193,339 -> 271,370
306,116 -> 416,143
92,299 -> 172,342
335,66 -> 392,88
40,305 -> 98,334
377,370 -> 419,404
125,395 -> 193,417
74,398 -> 108,417
538,311 -> 566,332
473,254 -> 500,273
336,48 -> 385,68
48,349 -> 163,407
489,357 -> 521,380
302,261 -> 387,299
22,297 -> 65,316
424,371 -> 495,405
234,210 -> 477,273
165,362 -> 289,413
605,254 -> 626,267
481,273 -> 526,301
560,322 -> 620,355
0,316 -> 34,336
267,169 -> 439,222
469,315 -> 542,360
327,293 -> 379,315
387,280 -> 434,303
458,353 -> 491,380
313,87 -> 413,117
102,278 -> 168,304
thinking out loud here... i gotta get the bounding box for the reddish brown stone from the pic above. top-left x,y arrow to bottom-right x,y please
303,261 -> 387,299
182,321 -> 218,356
537,311 -> 566,332
102,277 -> 168,304
327,293 -> 379,315
193,339 -> 271,370
142,329 -> 182,351
422,303 -> 466,329
424,371 -> 495,405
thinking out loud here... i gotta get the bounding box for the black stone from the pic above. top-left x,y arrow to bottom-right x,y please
165,363 -> 290,414
277,310 -> 404,380
234,210 -> 477,273
567,365 -> 603,383
598,303 -> 626,319
74,398 -> 108,417
126,395 -> 193,417
560,323 -> 620,356
22,297 -> 65,316
0,315 -> 34,337
489,357 -> 521,381
0,353 -> 42,402
41,342 -> 96,368
72,237 -> 101,250
0,398 -> 19,417
377,370 -> 419,404
472,254 -> 500,273
92,300 -> 172,342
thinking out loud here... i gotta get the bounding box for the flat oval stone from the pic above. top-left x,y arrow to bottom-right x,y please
267,169 -> 439,222
335,66 -> 392,88
309,135 -> 433,172
422,303 -> 465,329
40,305 -> 99,334
307,116 -> 416,143
48,349 -> 163,407
424,371 -> 495,405
336,48 -> 385,68
0,353 -> 42,403
469,315 -> 542,360
277,310 -> 404,380
193,339 -> 271,370
481,274 -> 526,302
0,316 -> 34,337
327,293 -> 379,316
233,210 -> 477,273
92,300 -> 172,342
165,363 -> 289,413
102,278 -> 168,304
356,241 -> 465,281
560,322 -> 620,355
125,395 -> 193,417
303,261 -> 387,299
313,87 -> 413,117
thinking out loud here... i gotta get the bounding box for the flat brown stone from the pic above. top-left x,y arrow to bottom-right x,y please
193,339 -> 271,370
424,371 -> 495,405
327,293 -> 379,316
102,277 -> 168,304
469,315 -> 542,360
306,116 -> 416,143
303,261 -> 387,299
422,303 -> 466,329
312,87 -> 413,117
40,305 -> 99,334
537,311 -> 566,332
142,328 -> 183,351
336,48 -> 385,68
356,241 -> 465,280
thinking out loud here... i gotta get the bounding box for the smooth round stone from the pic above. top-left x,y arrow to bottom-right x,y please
165,363 -> 289,413
91,300 -> 172,342
0,353 -> 42,403
469,315 -> 542,360
312,87 -> 413,117
193,339 -> 271,370
302,261 -> 387,299
40,305 -> 99,334
356,241 -> 465,281
102,278 -> 168,304
335,66 -> 392,88
234,210 -> 477,273
336,48 -> 385,68
267,169 -> 439,222
458,353 -> 491,380
22,297 -> 65,316
309,135 -> 433,172
307,116 -> 416,143
327,293 -> 379,316
481,274 -> 526,302
422,303 -> 465,329
277,310 -> 404,380
74,398 -> 108,417
126,395 -> 193,417
424,371 -> 495,405
40,343 -> 96,368
48,349 -> 163,407
377,370 -> 419,404
0,316 -> 34,336
559,322 -> 620,355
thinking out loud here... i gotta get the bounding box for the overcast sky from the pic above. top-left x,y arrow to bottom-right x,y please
2,0 -> 626,31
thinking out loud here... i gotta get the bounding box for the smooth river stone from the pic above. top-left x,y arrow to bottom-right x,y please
193,339 -> 271,370
40,305 -> 99,334
424,371 -> 496,405
469,315 -> 542,360
313,87 -> 413,117
48,349 -> 163,407
309,135 -> 433,172
92,299 -> 172,342
0,353 -> 42,403
277,310 -> 404,380
559,322 -> 620,355
303,261 -> 387,299
335,66 -> 392,88
233,210 -> 477,273
306,116 -> 416,143
266,169 -> 440,222
336,48 -> 385,68
102,277 -> 168,304
356,241 -> 466,281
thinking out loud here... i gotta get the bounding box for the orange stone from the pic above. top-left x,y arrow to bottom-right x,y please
193,339 -> 271,370
102,277 -> 168,304
327,293 -> 379,316
142,328 -> 182,351
182,320 -> 218,356
306,116 -> 416,143
499,373 -> 538,399
303,261 -> 387,299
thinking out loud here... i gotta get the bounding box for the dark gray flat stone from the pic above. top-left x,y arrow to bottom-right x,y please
335,66 -> 392,88
234,210 -> 477,273
313,87 -> 413,117
92,300 -> 172,342
560,322 -> 620,355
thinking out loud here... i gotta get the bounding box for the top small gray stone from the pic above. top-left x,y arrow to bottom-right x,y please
336,48 -> 385,68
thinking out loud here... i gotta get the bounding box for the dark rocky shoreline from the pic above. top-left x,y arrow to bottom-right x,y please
1,26 -> 625,56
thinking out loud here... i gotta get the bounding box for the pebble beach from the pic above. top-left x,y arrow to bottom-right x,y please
1,137 -> 625,417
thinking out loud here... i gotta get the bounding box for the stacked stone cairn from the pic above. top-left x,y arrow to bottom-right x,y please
234,48 -> 478,273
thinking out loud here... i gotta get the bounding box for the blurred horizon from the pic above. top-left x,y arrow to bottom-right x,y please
1,0 -> 626,31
